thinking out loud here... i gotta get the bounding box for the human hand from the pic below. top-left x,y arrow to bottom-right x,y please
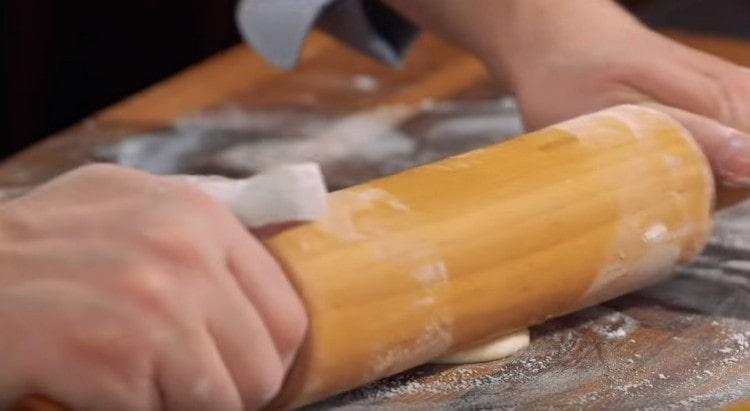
484,1 -> 750,187
382,0 -> 750,186
0,164 -> 307,411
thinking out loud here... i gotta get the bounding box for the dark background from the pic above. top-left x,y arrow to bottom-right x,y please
3,0 -> 750,160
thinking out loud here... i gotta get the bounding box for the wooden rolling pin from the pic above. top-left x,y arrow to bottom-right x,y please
15,105 -> 718,410
265,104 -> 715,409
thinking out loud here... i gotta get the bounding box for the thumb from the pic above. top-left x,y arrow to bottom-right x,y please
644,103 -> 750,208
644,103 -> 750,189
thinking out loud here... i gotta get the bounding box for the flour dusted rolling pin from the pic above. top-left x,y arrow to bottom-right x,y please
265,104 -> 716,409
16,105 -> 720,410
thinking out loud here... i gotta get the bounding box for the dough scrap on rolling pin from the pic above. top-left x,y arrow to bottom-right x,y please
177,162 -> 328,227
433,329 -> 530,364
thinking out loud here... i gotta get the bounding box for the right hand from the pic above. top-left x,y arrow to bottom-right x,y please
0,164 -> 308,411
383,0 -> 750,187
482,0 -> 750,187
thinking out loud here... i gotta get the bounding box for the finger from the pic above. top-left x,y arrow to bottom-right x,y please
179,185 -> 309,374
629,56 -> 728,123
225,229 -> 308,370
156,320 -> 243,411
204,271 -> 287,409
643,103 -> 750,187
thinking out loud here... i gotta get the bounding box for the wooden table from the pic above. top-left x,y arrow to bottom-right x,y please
3,31 -> 750,410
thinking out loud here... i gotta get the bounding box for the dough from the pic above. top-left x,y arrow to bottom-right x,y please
433,328 -> 530,364
179,162 -> 328,228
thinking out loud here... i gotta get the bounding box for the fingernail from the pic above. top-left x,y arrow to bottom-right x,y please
716,131 -> 750,187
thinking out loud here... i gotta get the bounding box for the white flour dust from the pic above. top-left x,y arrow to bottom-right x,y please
97,97 -> 524,190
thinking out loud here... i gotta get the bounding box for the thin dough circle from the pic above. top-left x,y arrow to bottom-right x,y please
433,329 -> 530,364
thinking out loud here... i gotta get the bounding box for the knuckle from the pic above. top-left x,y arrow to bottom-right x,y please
142,225 -> 204,262
136,223 -> 221,281
718,74 -> 750,126
170,182 -> 225,214
599,60 -> 642,85
708,79 -> 735,124
117,263 -> 175,314
153,183 -> 232,232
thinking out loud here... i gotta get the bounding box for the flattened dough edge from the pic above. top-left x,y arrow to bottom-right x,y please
433,329 -> 530,364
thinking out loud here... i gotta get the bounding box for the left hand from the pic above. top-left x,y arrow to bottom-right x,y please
0,164 -> 308,411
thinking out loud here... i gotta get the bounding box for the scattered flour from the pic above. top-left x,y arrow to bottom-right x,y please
98,97 -> 525,190
351,74 -> 380,92
585,310 -> 639,340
